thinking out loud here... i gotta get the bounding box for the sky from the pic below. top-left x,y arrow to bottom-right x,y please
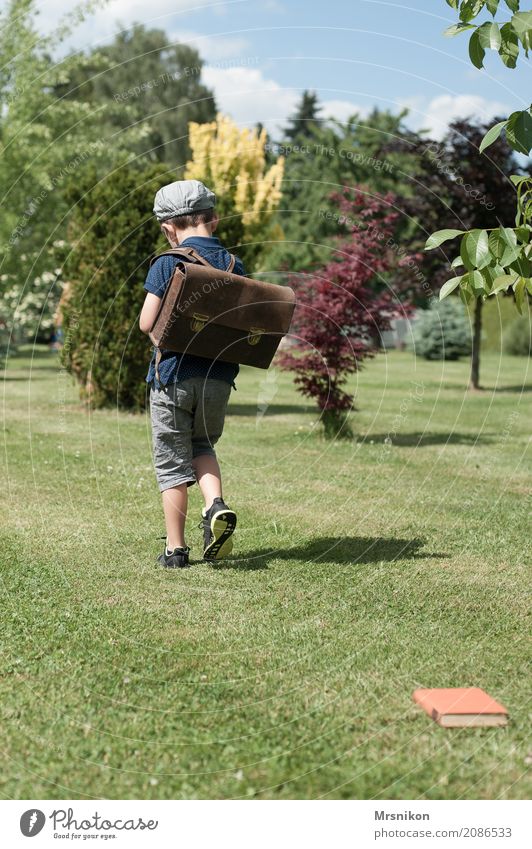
36,0 -> 532,139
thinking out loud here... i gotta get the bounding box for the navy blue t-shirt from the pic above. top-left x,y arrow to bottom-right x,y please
143,235 -> 245,389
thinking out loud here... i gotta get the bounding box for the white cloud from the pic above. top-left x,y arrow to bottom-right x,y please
35,0 -> 226,48
202,67 -> 364,134
202,65 -> 299,131
168,29 -> 251,61
410,94 -> 509,139
321,99 -> 367,123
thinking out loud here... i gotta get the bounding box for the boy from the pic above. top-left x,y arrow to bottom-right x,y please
139,179 -> 243,568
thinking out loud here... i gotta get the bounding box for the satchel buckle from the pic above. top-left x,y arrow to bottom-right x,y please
190,313 -> 209,332
248,327 -> 265,346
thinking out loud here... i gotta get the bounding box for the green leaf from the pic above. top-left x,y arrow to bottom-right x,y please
451,255 -> 464,268
509,252 -> 532,276
488,229 -> 502,259
504,0 -> 520,12
424,229 -> 464,250
515,225 -> 531,243
490,273 -> 519,294
488,230 -> 520,266
499,22 -> 519,67
510,174 -> 530,185
500,226 -> 518,247
478,21 -> 502,49
460,0 -> 488,23
480,265 -> 501,292
461,236 -> 475,270
506,109 -> 532,155
511,11 -> 532,42
460,286 -> 473,305
520,28 -> 532,53
514,276 -> 527,312
496,226 -> 521,265
446,0 -> 459,7
468,269 -> 486,292
469,29 -> 486,67
439,276 -> 463,299
486,0 -> 499,13
463,229 -> 491,268
444,22 -> 476,36
479,120 -> 507,153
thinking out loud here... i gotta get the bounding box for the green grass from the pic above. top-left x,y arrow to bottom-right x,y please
1,346 -> 530,800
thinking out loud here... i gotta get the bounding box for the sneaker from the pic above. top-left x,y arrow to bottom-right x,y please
157,544 -> 191,569
200,497 -> 237,560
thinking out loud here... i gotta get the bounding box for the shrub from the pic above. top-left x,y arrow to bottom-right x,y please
61,162 -> 168,409
503,313 -> 532,357
278,189 -> 414,438
3,243 -> 64,345
411,298 -> 472,361
185,114 -> 284,269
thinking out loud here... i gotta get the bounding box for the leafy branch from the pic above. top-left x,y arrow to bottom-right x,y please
432,1 -> 532,308
445,1 -> 532,156
426,175 -> 532,310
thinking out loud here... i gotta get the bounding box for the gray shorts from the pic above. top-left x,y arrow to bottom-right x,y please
150,377 -> 232,492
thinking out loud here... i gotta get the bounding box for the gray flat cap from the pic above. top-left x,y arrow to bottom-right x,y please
153,179 -> 216,221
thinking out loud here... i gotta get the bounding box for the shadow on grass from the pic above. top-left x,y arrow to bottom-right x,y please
489,384 -> 532,393
216,535 -> 445,571
2,348 -> 60,378
362,431 -> 494,447
228,402 -> 309,416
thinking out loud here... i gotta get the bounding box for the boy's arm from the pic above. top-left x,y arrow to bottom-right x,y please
139,255 -> 176,340
139,292 -> 161,336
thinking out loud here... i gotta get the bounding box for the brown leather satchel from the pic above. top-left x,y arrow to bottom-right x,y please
148,247 -> 296,377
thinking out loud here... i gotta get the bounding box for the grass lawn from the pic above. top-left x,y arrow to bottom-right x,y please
1,346 -> 530,800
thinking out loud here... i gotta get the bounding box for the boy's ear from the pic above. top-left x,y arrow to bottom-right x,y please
211,213 -> 219,233
160,222 -> 178,246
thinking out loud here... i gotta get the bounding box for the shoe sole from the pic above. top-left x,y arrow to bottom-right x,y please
203,509 -> 237,560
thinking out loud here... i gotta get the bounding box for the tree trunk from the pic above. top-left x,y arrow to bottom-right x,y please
470,297 -> 483,390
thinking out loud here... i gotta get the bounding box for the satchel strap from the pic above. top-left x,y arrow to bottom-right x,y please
150,246 -> 236,386
150,246 -> 237,271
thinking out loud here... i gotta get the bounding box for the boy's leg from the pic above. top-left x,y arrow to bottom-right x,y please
192,453 -> 222,509
162,484 -> 188,549
191,377 -> 232,508
191,378 -> 236,559
150,382 -> 196,558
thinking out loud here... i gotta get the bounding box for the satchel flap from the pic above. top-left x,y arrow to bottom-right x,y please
174,264 -> 296,335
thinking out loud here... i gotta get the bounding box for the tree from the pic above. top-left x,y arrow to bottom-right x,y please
54,25 -> 216,165
268,105 -> 422,272
277,189 -> 413,438
0,0 -> 139,340
184,114 -> 284,268
61,162 -> 168,409
428,1 -> 532,310
389,117 -> 524,387
283,90 -> 322,141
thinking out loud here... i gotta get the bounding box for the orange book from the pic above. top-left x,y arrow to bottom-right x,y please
413,687 -> 509,728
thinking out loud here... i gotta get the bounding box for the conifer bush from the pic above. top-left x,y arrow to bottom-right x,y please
61,162 -> 168,409
411,298 -> 472,361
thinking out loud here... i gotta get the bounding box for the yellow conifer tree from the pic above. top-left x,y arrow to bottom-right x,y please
185,114 -> 284,267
